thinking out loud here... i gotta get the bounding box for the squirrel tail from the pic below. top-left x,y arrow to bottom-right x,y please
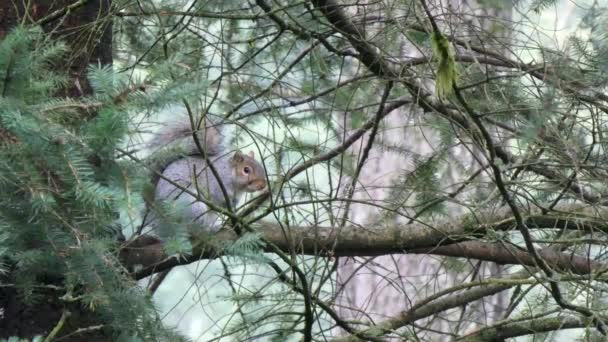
148,114 -> 224,156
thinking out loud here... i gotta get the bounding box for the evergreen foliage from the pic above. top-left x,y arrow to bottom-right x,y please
0,26 -> 185,341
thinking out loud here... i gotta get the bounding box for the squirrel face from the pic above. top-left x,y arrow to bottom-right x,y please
230,150 -> 267,193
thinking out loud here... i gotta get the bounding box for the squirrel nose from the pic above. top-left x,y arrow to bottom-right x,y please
256,181 -> 267,191
248,181 -> 266,191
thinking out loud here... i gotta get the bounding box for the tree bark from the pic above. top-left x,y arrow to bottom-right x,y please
0,0 -> 113,97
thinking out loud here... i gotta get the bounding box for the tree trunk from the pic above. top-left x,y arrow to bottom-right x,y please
0,0 -> 113,97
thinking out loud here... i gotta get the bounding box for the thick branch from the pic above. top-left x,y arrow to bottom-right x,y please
457,315 -> 593,341
122,204 -> 608,280
411,241 -> 604,275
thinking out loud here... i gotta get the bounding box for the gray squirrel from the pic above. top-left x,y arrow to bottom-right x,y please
142,114 -> 267,241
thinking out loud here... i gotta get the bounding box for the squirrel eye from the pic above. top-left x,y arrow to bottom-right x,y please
243,166 -> 251,174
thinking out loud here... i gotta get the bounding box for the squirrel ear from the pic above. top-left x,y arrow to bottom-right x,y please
232,150 -> 245,163
248,151 -> 255,158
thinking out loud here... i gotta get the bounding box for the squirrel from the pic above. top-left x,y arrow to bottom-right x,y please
142,114 -> 267,241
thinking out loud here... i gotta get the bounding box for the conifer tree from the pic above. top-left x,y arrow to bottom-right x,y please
2,0 -> 608,341
0,1 -> 183,340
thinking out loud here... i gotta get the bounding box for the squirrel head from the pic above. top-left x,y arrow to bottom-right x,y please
230,150 -> 267,193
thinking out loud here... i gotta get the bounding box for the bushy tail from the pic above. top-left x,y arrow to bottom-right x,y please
144,114 -> 226,186
148,114 -> 224,157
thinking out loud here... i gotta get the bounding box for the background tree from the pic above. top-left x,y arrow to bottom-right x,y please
1,0 -> 608,341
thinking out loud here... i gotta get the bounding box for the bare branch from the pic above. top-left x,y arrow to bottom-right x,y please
457,315 -> 594,341
124,203 -> 608,280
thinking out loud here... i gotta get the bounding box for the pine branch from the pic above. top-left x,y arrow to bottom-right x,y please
126,203 -> 608,280
35,0 -> 89,26
308,0 -> 605,205
410,241 -> 604,275
332,269 -> 533,341
457,315 -> 593,341
43,310 -> 70,342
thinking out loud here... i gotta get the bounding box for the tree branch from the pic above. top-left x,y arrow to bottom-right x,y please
332,270 -> 533,341
457,315 -> 594,341
121,203 -> 608,280
411,241 -> 604,275
308,0 -> 604,205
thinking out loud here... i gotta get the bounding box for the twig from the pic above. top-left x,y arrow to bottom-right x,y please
55,324 -> 104,341
35,0 -> 88,26
148,269 -> 171,294
43,310 -> 70,342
